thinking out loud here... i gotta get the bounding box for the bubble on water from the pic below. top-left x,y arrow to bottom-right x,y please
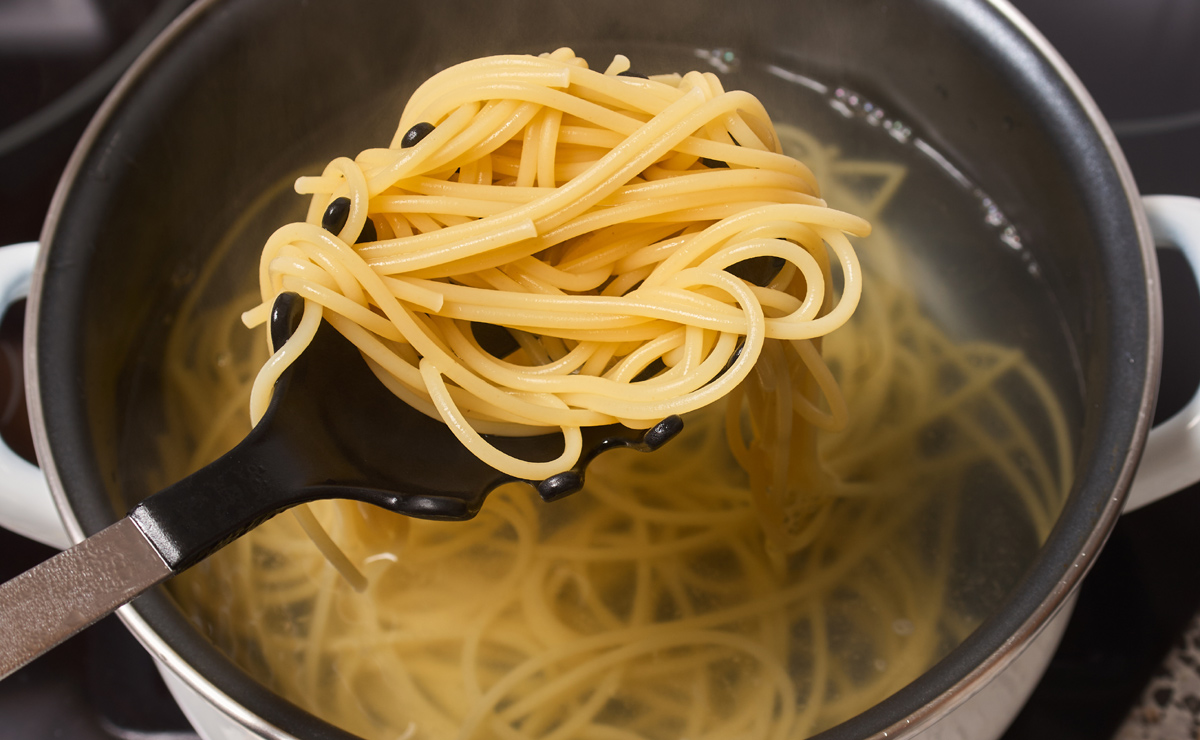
697,47 -> 740,74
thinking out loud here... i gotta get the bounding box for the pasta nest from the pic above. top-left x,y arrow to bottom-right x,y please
243,48 -> 870,479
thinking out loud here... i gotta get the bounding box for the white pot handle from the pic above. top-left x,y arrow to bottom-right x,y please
1125,195 -> 1200,512
0,243 -> 70,549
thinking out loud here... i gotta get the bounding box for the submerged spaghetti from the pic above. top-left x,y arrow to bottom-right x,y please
160,108 -> 1074,739
242,49 -> 868,479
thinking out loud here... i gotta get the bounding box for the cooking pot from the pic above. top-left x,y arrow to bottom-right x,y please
2,0 -> 1200,737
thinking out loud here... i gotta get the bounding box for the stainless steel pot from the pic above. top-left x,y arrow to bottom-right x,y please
2,0 -> 1200,738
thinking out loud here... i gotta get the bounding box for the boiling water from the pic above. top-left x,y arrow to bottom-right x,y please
123,47 -> 1083,740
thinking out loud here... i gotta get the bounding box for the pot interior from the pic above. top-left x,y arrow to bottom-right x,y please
34,0 -> 1151,738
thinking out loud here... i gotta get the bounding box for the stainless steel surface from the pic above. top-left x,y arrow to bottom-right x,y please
0,517 -> 171,680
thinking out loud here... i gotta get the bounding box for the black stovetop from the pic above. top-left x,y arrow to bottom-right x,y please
1,1 -> 1198,738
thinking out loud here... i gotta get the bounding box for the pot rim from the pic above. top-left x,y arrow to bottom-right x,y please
26,0 -> 1162,738
826,1 -> 1160,737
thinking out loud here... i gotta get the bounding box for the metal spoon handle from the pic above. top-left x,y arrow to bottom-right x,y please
0,517 -> 172,680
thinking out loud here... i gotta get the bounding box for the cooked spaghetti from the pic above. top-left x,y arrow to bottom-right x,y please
241,49 -> 869,479
160,103 -> 1074,738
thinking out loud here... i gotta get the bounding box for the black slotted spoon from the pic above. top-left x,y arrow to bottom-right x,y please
0,291 -> 682,679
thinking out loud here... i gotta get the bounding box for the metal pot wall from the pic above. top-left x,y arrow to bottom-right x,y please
2,0 -> 1200,738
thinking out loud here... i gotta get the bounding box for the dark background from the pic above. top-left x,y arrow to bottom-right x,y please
0,0 -> 1198,737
